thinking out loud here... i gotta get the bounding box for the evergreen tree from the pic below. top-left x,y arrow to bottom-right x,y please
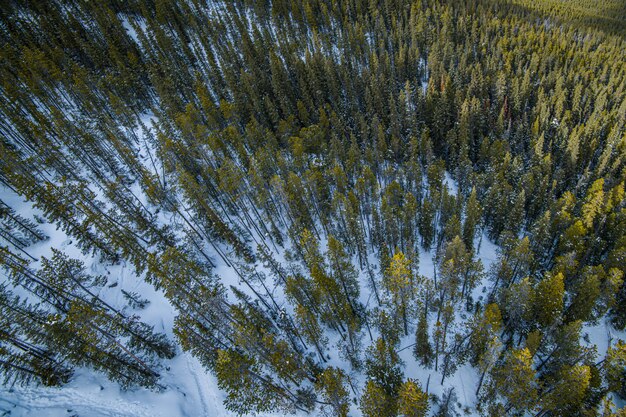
215,348 -> 305,414
315,367 -> 350,417
414,313 -> 433,368
364,338 -> 403,399
534,272 -> 565,328
489,348 -> 538,414
398,379 -> 430,417
1,0 -> 625,413
605,340 -> 626,399
541,365 -> 592,415
462,187 -> 482,251
360,379 -> 395,417
384,251 -> 418,335
0,285 -> 72,387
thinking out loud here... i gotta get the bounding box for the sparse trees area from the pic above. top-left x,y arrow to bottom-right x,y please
0,0 -> 625,415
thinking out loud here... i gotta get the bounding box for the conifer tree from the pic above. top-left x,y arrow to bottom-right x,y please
295,304 -> 327,362
605,340 -> 626,398
462,187 -> 482,251
315,367 -> 350,417
384,251 -> 418,335
541,365 -> 591,415
360,380 -> 395,417
397,379 -> 430,417
0,285 -> 72,387
469,304 -> 503,367
364,338 -> 403,399
1,0 -> 626,413
490,348 -> 538,414
534,272 -> 565,328
414,313 -> 433,368
1,247 -> 172,389
215,348 -> 307,414
326,236 -> 361,320
502,277 -> 534,334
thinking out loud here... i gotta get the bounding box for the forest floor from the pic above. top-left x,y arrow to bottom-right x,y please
1,184 -> 624,417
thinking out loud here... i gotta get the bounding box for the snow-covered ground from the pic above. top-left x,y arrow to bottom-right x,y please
2,169 -> 624,416
0,174 -> 491,417
0,185 -> 305,417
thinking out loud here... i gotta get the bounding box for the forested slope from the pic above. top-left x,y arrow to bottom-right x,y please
0,0 -> 625,416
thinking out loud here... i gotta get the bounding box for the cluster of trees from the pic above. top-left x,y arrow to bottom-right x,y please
0,0 -> 625,415
0,247 -> 175,388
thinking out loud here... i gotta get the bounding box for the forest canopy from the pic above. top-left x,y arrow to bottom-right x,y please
0,0 -> 625,416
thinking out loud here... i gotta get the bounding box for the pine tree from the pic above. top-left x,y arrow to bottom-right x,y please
535,320 -> 592,376
1,248 -> 172,389
438,236 -> 483,302
541,365 -> 591,415
383,251 -> 418,335
503,277 -> 534,334
326,235 -> 361,321
414,313 -> 433,368
566,266 -> 603,322
490,348 -> 538,414
298,230 -> 360,356
2,0 -> 626,414
215,348 -> 302,414
294,304 -> 327,362
462,187 -> 482,250
489,235 -> 534,292
38,250 -> 175,359
469,304 -> 502,367
360,380 -> 395,417
435,387 -> 459,417
315,367 -> 350,417
534,272 -> 565,328
582,179 -> 605,229
364,338 -> 403,398
605,340 -> 626,398
398,379 -> 429,417
419,198 -> 436,251
0,285 -> 72,387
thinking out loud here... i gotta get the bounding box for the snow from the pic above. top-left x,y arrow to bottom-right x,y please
396,231 -> 498,414
0,176 -> 517,417
2,2 -> 623,415
1,161 -> 624,416
120,17 -> 145,45
420,58 -> 429,94
0,353 -> 299,417
0,185 -> 301,417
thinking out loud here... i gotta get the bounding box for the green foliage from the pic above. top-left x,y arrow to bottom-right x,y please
469,304 -> 502,367
315,367 -> 350,417
606,341 -> 626,397
414,314 -> 433,368
0,0 -> 625,413
384,251 -> 418,335
360,380 -> 395,417
364,338 -> 403,398
542,365 -> 592,415
215,349 -> 287,415
490,348 -> 538,413
398,379 -> 429,417
534,272 -> 565,328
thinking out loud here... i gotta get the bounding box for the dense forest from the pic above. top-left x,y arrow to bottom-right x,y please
1,0 -> 625,415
